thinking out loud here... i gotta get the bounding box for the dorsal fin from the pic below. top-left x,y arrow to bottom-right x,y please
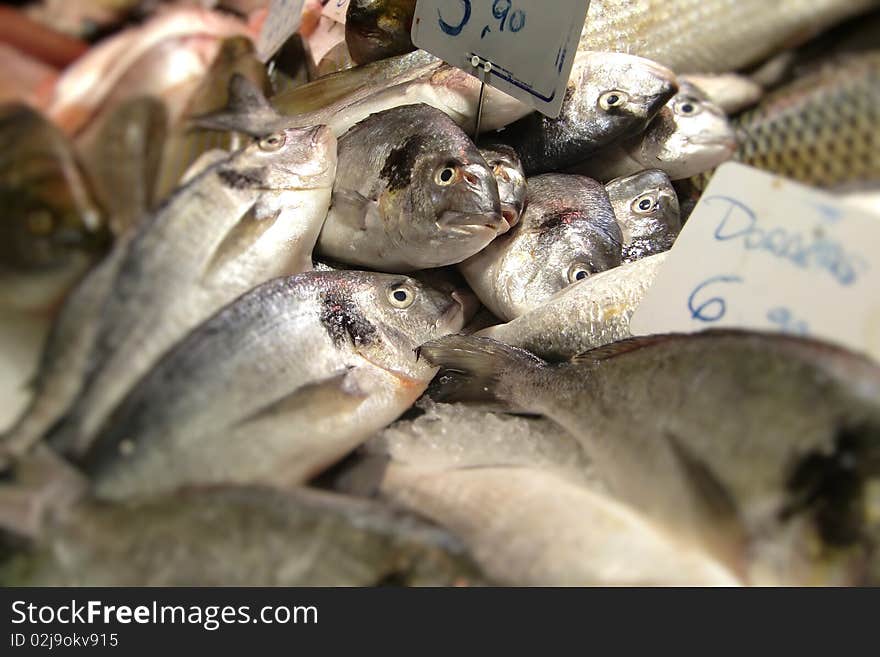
190,74 -> 281,137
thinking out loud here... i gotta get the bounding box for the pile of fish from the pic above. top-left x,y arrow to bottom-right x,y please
1,0 -> 879,587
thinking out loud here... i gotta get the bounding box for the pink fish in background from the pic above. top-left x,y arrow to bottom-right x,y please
47,7 -> 254,136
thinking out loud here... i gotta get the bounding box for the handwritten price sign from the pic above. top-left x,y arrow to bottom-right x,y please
631,163 -> 880,362
411,0 -> 590,118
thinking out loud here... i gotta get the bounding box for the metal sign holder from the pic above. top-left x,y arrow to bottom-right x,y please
469,55 -> 493,139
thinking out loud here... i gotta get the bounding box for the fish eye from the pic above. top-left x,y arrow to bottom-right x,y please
674,97 -> 702,116
631,193 -> 657,214
599,90 -> 629,111
434,166 -> 458,186
387,283 -> 416,309
567,263 -> 593,284
258,132 -> 287,152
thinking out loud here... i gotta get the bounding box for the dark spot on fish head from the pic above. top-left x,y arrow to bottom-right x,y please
380,134 -> 430,192
217,167 -> 268,190
319,288 -> 378,349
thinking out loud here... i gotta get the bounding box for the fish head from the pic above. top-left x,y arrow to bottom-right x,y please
479,145 -> 527,232
635,84 -> 738,180
234,124 -> 338,191
606,169 -> 681,245
498,179 -> 622,314
334,272 -> 470,380
346,0 -> 416,64
392,138 -> 504,267
576,52 -> 678,143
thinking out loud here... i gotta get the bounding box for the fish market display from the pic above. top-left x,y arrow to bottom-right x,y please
495,52 -> 678,175
346,0 -> 416,66
479,145 -> 527,230
46,126 -> 337,456
1,0 -> 878,589
460,175 -> 621,321
702,51 -> 880,191
574,83 -> 738,182
317,104 -> 504,272
82,271 -> 467,499
1,486 -> 484,586
421,332 -> 880,585
476,253 -> 668,361
605,170 -> 681,263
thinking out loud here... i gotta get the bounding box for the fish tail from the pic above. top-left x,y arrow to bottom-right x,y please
418,335 -> 545,408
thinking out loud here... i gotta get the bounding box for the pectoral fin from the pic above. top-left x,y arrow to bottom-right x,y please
330,189 -> 377,231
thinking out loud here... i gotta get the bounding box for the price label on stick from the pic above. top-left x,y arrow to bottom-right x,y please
411,0 -> 590,118
323,0 -> 350,23
630,163 -> 880,363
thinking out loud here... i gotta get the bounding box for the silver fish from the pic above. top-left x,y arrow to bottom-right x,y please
317,104 -> 504,272
479,145 -> 527,230
460,174 -> 621,322
476,252 -> 668,361
606,170 -> 680,263
2,485 -> 485,586
197,50 -> 532,138
492,52 -> 678,175
366,401 -> 738,585
80,270 -> 468,499
574,84 -> 738,182
48,125 -> 337,456
421,331 -> 880,585
578,0 -> 878,74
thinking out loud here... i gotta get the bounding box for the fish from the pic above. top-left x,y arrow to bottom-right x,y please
0,5 -> 88,68
80,270 -> 469,499
605,170 -> 681,263
47,125 -> 337,457
0,104 -> 106,272
479,145 -> 527,230
695,52 -> 880,192
420,331 -> 880,585
47,7 -> 253,136
574,83 -> 738,182
196,49 -> 532,138
366,401 -> 739,585
316,40 -> 356,77
679,74 -> 764,115
493,52 -> 678,176
459,174 -> 622,322
76,96 -> 169,235
25,0 -> 145,39
345,0 -> 416,66
578,0 -> 878,74
317,104 -> 504,273
0,43 -> 58,111
475,253 -> 668,361
1,485 -> 485,586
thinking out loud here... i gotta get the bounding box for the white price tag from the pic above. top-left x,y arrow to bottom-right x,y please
411,0 -> 590,119
323,0 -> 350,23
630,163 -> 880,362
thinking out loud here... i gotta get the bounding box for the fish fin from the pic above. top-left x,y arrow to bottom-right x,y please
190,73 -> 280,137
235,369 -> 369,429
330,189 -> 376,231
419,335 -> 543,406
571,335 -> 682,363
663,432 -> 749,580
179,149 -> 231,185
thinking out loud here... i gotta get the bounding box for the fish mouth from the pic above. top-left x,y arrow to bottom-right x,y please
687,134 -> 739,151
437,210 -> 505,236
500,205 -> 521,232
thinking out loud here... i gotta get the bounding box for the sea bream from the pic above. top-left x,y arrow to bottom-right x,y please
491,51 -> 678,176
1,485 -> 485,586
460,174 -> 621,322
421,331 -> 880,585
346,0 -> 416,66
46,125 -> 337,457
317,104 -> 505,272
368,402 -> 738,585
605,170 -> 681,263
574,84 -> 738,182
476,253 -> 668,361
80,271 -> 470,500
